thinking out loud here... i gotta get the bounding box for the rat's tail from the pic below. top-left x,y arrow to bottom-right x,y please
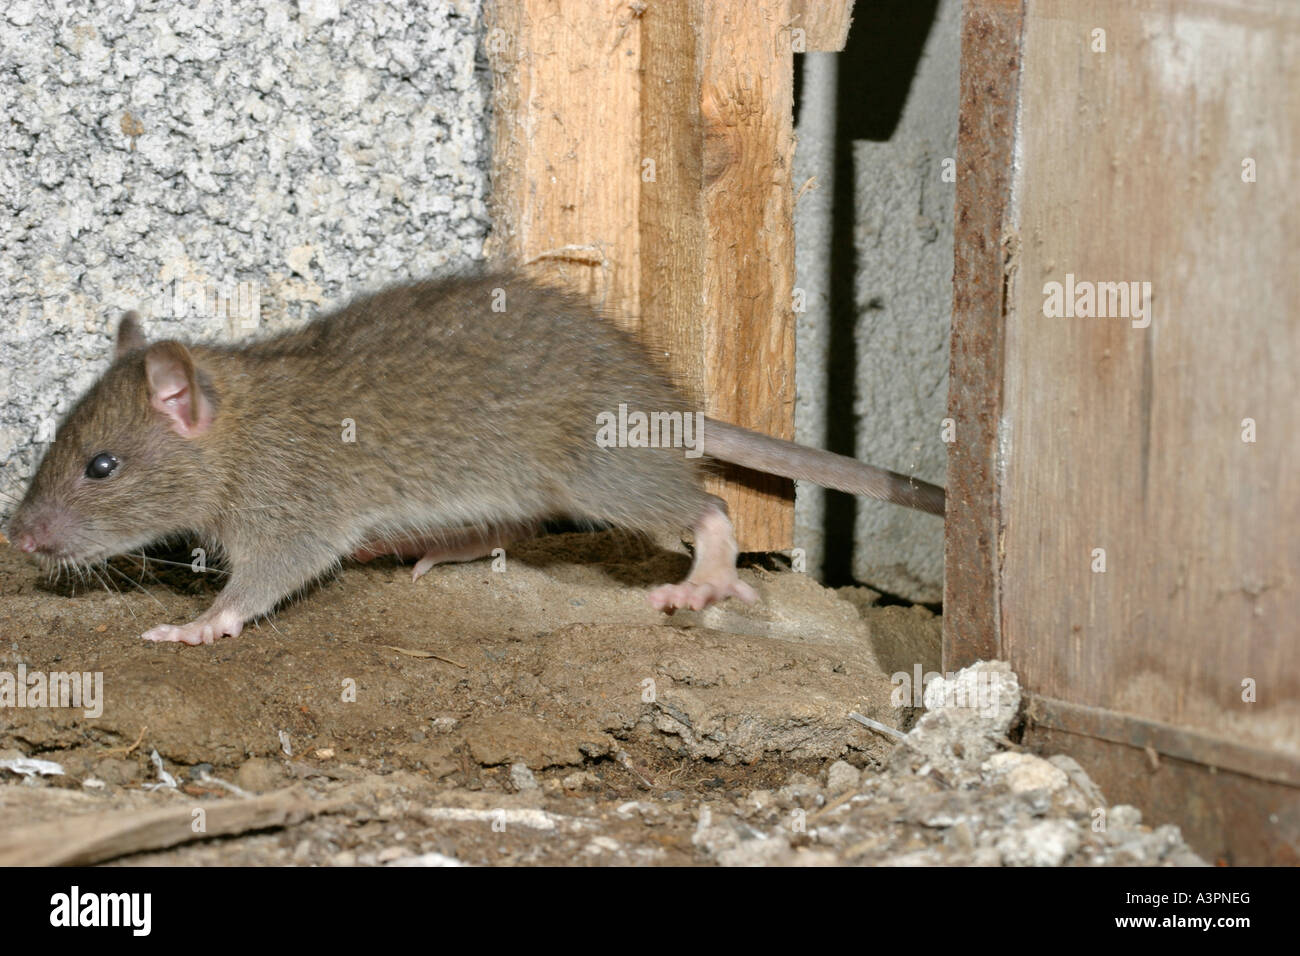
702,418 -> 945,517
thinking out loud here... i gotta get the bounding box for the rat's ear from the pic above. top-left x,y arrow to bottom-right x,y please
115,311 -> 147,358
144,341 -> 213,438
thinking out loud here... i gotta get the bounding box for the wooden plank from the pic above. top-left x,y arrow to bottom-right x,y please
640,0 -> 797,552
790,0 -> 855,51
1027,695 -> 1300,789
944,0 -> 1024,668
639,0 -> 707,398
483,0 -> 644,326
949,0 -> 1300,865
0,788 -> 335,867
1002,0 -> 1300,754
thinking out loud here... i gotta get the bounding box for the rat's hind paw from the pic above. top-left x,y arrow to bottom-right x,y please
647,576 -> 758,613
141,608 -> 244,646
647,504 -> 758,613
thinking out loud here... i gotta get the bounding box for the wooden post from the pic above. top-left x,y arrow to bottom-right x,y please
639,0 -> 798,552
483,0 -> 644,327
486,0 -> 805,552
789,0 -> 854,51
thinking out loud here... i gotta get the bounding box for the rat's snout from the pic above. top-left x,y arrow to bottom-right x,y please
7,507 -> 68,557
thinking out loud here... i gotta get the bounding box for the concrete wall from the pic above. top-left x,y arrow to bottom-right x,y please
793,0 -> 958,602
0,0 -> 490,489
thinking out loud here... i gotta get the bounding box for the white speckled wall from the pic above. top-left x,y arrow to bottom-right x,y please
0,0 -> 490,487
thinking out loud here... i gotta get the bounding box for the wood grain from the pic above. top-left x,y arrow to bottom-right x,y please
790,0 -> 855,51
945,0 -> 1024,665
484,0 -> 644,326
641,0 -> 798,551
1000,0 -> 1300,754
489,0 -> 800,550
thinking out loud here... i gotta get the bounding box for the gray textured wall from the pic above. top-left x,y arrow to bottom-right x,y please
794,0 -> 957,603
0,0 -> 490,490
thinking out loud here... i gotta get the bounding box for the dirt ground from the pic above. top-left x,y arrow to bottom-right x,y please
0,531 -> 1204,866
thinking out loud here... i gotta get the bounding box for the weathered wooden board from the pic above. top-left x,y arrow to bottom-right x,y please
1004,0 -> 1299,758
946,0 -> 1023,664
950,0 -> 1300,863
790,0 -> 855,51
646,0 -> 796,551
484,0 -> 644,323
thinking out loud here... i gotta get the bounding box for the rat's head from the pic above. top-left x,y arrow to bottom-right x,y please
8,313 -> 219,567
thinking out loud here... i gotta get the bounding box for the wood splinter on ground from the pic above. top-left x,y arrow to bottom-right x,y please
0,787 -> 346,867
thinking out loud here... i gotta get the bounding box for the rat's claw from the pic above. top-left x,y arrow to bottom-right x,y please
648,505 -> 759,613
647,577 -> 758,613
141,609 -> 245,646
412,554 -> 438,582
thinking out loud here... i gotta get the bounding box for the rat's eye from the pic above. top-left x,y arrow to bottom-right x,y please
85,452 -> 120,480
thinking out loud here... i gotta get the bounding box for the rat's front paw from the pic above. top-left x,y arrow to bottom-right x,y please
142,609 -> 245,646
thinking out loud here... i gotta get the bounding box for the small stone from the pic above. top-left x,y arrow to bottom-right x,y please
984,751 -> 1069,794
376,846 -> 409,863
584,836 -> 621,855
1048,754 -> 1105,805
385,852 -> 465,867
234,756 -> 285,793
996,819 -> 1080,867
1109,804 -> 1143,828
947,820 -> 975,851
561,771 -> 597,791
331,850 -> 357,866
825,760 -> 860,792
509,762 -> 539,791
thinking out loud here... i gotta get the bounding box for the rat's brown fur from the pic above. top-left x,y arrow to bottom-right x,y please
11,275 -> 718,632
11,272 -> 944,644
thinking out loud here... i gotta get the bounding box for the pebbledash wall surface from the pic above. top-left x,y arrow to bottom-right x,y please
0,0 -> 491,484
0,0 -> 951,601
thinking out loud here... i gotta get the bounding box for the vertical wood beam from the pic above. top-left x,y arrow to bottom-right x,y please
483,0 -> 644,327
640,0 -> 798,552
789,0 -> 855,52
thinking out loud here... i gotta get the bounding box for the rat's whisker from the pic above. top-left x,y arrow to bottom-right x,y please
85,561 -> 137,621
105,562 -> 168,613
125,552 -> 231,576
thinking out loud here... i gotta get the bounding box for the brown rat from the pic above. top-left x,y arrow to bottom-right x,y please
6,273 -> 943,645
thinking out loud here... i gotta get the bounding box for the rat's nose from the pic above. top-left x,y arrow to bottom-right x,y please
7,513 -> 52,554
